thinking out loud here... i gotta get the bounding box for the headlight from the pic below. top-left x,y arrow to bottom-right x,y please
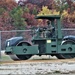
7,42 -> 10,46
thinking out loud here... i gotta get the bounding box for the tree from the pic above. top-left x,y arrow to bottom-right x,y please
0,11 -> 13,30
37,6 -> 60,16
0,8 -> 5,15
23,13 -> 38,26
0,0 -> 18,31
23,6 -> 29,13
0,0 -> 17,11
54,0 -> 69,14
10,6 -> 26,30
25,3 -> 39,14
26,0 -> 56,9
32,7 -> 38,15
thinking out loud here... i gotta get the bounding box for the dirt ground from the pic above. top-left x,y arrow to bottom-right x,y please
0,51 -> 75,75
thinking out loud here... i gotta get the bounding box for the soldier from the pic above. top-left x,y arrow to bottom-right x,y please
46,20 -> 55,37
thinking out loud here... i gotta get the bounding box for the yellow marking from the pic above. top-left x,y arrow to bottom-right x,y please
47,40 -> 51,43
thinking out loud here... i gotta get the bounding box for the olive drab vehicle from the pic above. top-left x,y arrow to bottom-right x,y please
5,15 -> 75,60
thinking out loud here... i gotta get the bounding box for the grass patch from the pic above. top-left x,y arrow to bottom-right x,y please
0,55 -> 12,61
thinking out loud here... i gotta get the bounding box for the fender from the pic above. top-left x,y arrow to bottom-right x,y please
5,36 -> 24,47
61,35 -> 75,44
17,41 -> 32,46
63,35 -> 75,41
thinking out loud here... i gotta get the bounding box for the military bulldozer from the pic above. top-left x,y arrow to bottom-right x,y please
5,15 -> 75,60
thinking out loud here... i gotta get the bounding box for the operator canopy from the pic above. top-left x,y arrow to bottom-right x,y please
35,15 -> 60,20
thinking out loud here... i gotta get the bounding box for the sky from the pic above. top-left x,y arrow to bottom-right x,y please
15,0 -> 19,3
15,0 -> 26,3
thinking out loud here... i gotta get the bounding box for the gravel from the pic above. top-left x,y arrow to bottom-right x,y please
0,60 -> 75,75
